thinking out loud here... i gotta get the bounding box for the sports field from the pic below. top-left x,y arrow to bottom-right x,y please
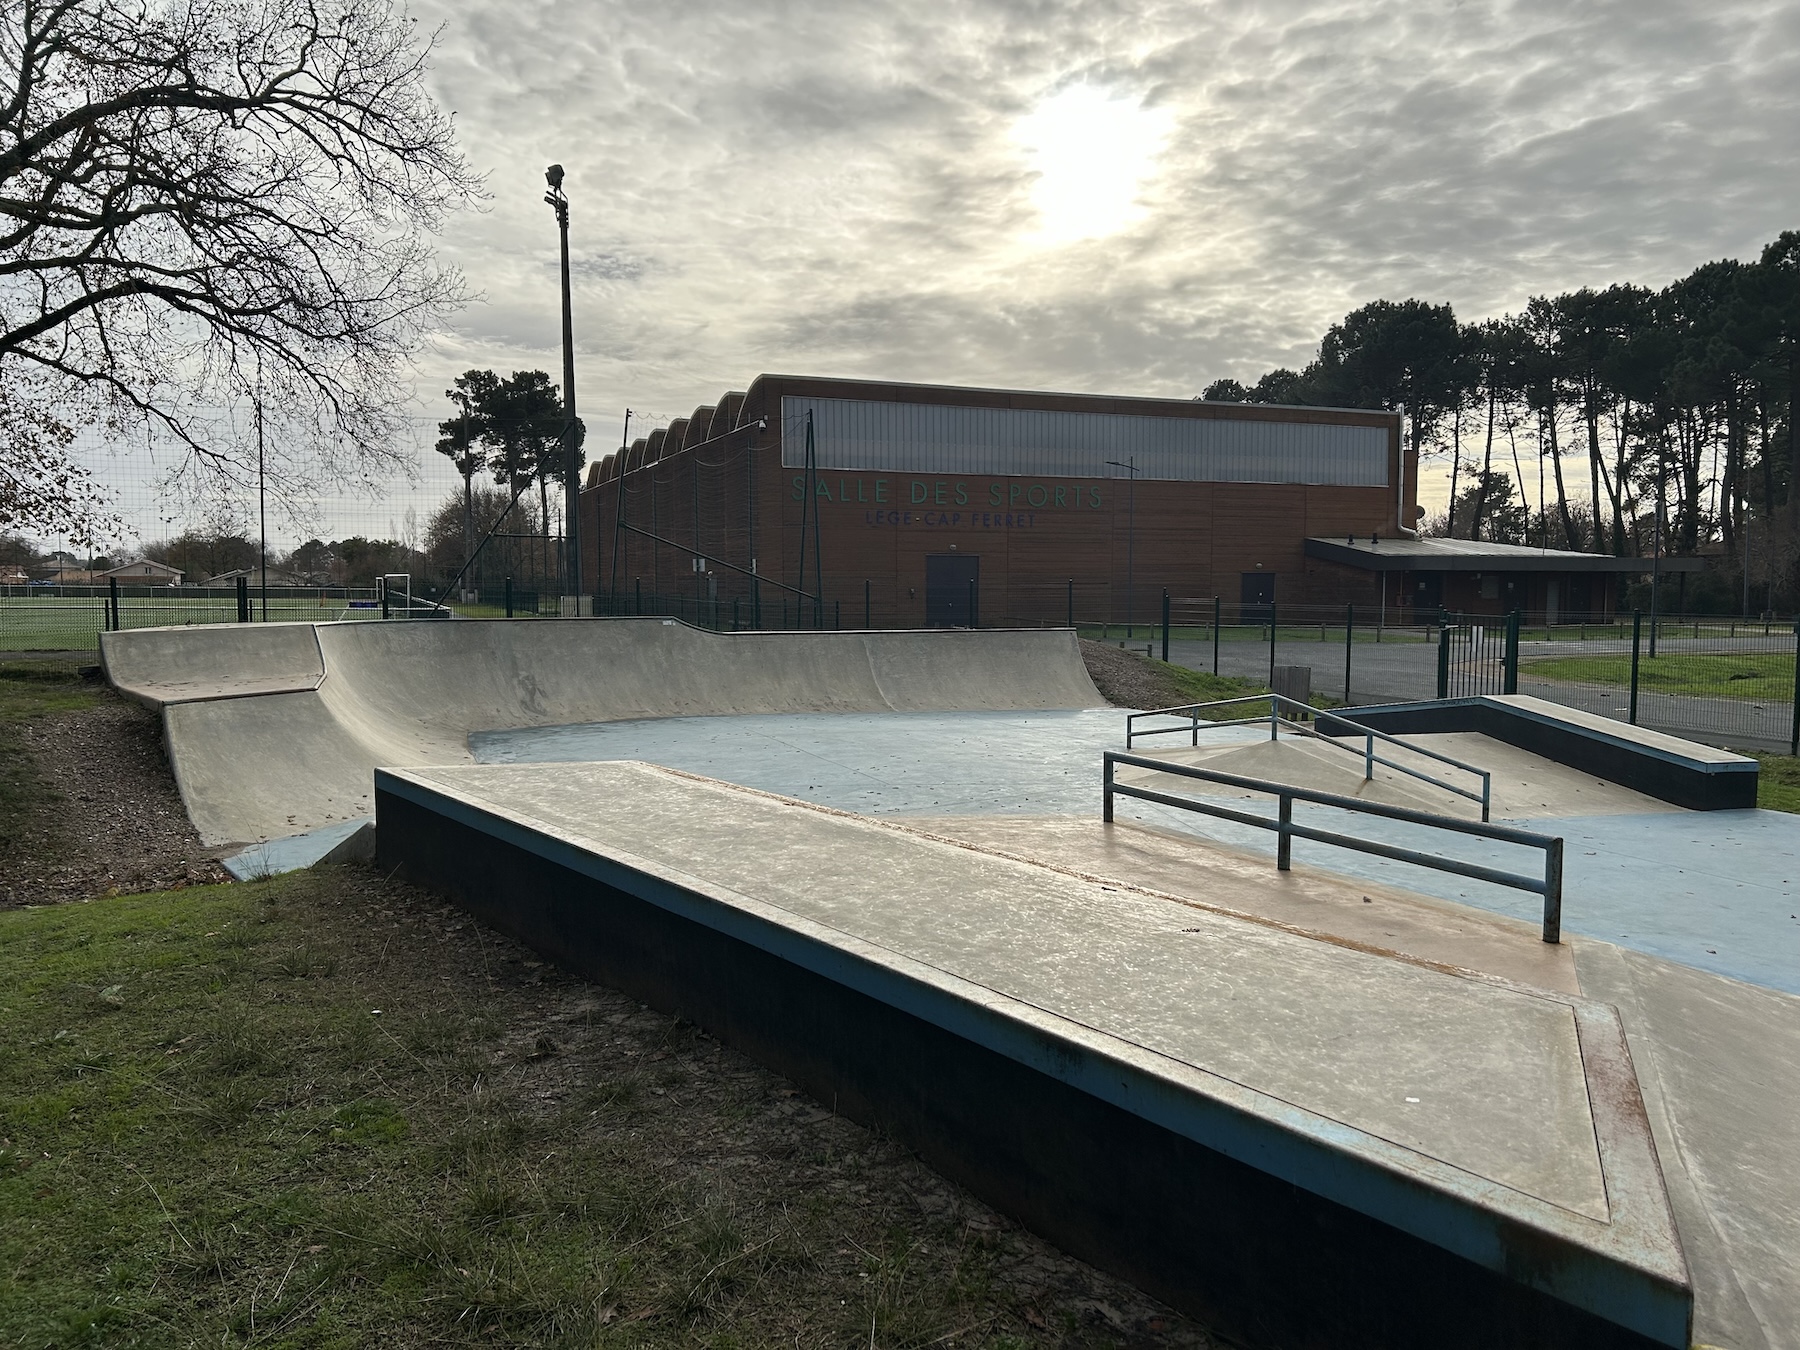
1525,650 -> 1796,701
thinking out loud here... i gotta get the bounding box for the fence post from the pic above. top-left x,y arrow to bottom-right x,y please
1267,602 -> 1277,686
1790,620 -> 1800,756
380,577 -> 390,621
1436,616 -> 1450,699
505,576 -> 514,619
1344,604 -> 1354,705
1067,579 -> 1074,630
1161,589 -> 1170,662
1503,609 -> 1520,695
1213,596 -> 1221,675
834,600 -> 841,630
108,576 -> 119,632
634,577 -> 641,616
968,578 -> 977,629
865,579 -> 871,629
236,576 -> 249,624
1629,610 -> 1643,725
1277,793 -> 1293,871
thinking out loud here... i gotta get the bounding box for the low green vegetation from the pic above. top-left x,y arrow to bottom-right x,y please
1750,753 -> 1800,813
1524,651 -> 1796,701
0,869 -> 1188,1348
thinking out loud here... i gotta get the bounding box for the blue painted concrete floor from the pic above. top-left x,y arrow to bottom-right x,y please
473,709 -> 1800,996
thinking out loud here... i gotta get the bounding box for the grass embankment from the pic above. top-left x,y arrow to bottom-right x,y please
0,868 -> 1192,1348
1523,651 -> 1796,701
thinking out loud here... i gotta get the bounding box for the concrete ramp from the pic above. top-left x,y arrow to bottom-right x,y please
375,760 -> 1692,1349
100,618 -> 1104,845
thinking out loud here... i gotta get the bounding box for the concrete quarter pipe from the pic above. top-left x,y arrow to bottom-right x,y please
99,618 -> 1106,846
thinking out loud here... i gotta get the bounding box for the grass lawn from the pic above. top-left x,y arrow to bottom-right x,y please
1750,753 -> 1800,813
1523,651 -> 1797,701
1,868 -> 1204,1349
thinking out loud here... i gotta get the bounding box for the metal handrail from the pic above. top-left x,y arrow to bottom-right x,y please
1101,751 -> 1563,944
1125,693 -> 1493,822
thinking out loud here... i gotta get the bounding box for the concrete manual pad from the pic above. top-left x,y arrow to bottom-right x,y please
376,759 -> 1689,1347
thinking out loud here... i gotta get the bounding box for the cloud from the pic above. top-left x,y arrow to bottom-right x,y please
410,0 -> 1800,442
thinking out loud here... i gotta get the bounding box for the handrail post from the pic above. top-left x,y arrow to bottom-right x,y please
1192,706 -> 1199,747
1542,836 -> 1563,944
1481,773 -> 1492,823
1277,793 -> 1292,870
1269,696 -> 1278,742
1103,754 -> 1115,823
1364,731 -> 1374,782
1161,588 -> 1170,662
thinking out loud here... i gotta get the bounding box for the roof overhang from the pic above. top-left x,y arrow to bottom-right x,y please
1305,538 -> 1708,574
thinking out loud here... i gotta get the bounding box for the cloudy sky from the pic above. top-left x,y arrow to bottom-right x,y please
65,0 -> 1800,549
414,0 -> 1800,452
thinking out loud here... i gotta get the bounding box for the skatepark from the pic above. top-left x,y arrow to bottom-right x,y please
99,616 -> 1800,1349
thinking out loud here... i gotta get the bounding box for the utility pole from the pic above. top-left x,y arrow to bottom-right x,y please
544,165 -> 581,602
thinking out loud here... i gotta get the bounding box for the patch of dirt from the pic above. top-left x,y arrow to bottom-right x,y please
1080,638 -> 1192,709
0,689 -> 229,907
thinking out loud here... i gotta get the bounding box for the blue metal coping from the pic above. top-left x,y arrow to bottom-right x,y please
375,766 -> 1692,1347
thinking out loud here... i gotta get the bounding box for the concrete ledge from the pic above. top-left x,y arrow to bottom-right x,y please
374,762 -> 1691,1349
1330,694 -> 1758,811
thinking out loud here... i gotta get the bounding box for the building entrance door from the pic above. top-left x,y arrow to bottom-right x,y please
1240,571 -> 1275,622
926,554 -> 979,627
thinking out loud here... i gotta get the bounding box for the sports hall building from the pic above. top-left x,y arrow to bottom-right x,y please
580,375 -> 1667,628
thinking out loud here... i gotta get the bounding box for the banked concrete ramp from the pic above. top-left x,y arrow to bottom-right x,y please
100,618 -> 1105,846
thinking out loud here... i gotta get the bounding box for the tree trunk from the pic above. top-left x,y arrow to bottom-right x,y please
1472,388 -> 1496,539
1545,405 -> 1576,548
461,470 -> 473,591
1587,399 -> 1603,554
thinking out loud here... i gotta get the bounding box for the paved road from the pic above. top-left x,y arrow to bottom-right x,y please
1165,635 -> 1798,751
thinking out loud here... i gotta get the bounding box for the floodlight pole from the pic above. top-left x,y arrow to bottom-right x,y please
544,165 -> 581,602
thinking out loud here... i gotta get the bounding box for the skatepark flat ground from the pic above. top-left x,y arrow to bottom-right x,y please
474,709 -> 1800,995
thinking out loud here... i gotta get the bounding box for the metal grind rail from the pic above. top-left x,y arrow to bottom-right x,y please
1101,752 -> 1564,944
1125,693 -> 1493,821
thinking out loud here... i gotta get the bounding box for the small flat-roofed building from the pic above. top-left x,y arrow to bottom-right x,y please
580,375 -> 1691,627
1304,536 -> 1706,624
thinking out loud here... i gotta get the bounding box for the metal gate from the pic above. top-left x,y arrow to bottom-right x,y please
1437,611 -> 1520,698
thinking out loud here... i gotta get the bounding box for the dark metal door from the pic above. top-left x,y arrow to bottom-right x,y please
1412,571 -> 1444,613
926,554 -> 979,627
1240,572 -> 1274,623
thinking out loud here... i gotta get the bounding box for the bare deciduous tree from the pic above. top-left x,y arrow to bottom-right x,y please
0,0 -> 483,539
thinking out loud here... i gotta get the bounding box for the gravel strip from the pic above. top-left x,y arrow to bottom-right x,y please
1,690 -> 229,907
1080,638 -> 1195,709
